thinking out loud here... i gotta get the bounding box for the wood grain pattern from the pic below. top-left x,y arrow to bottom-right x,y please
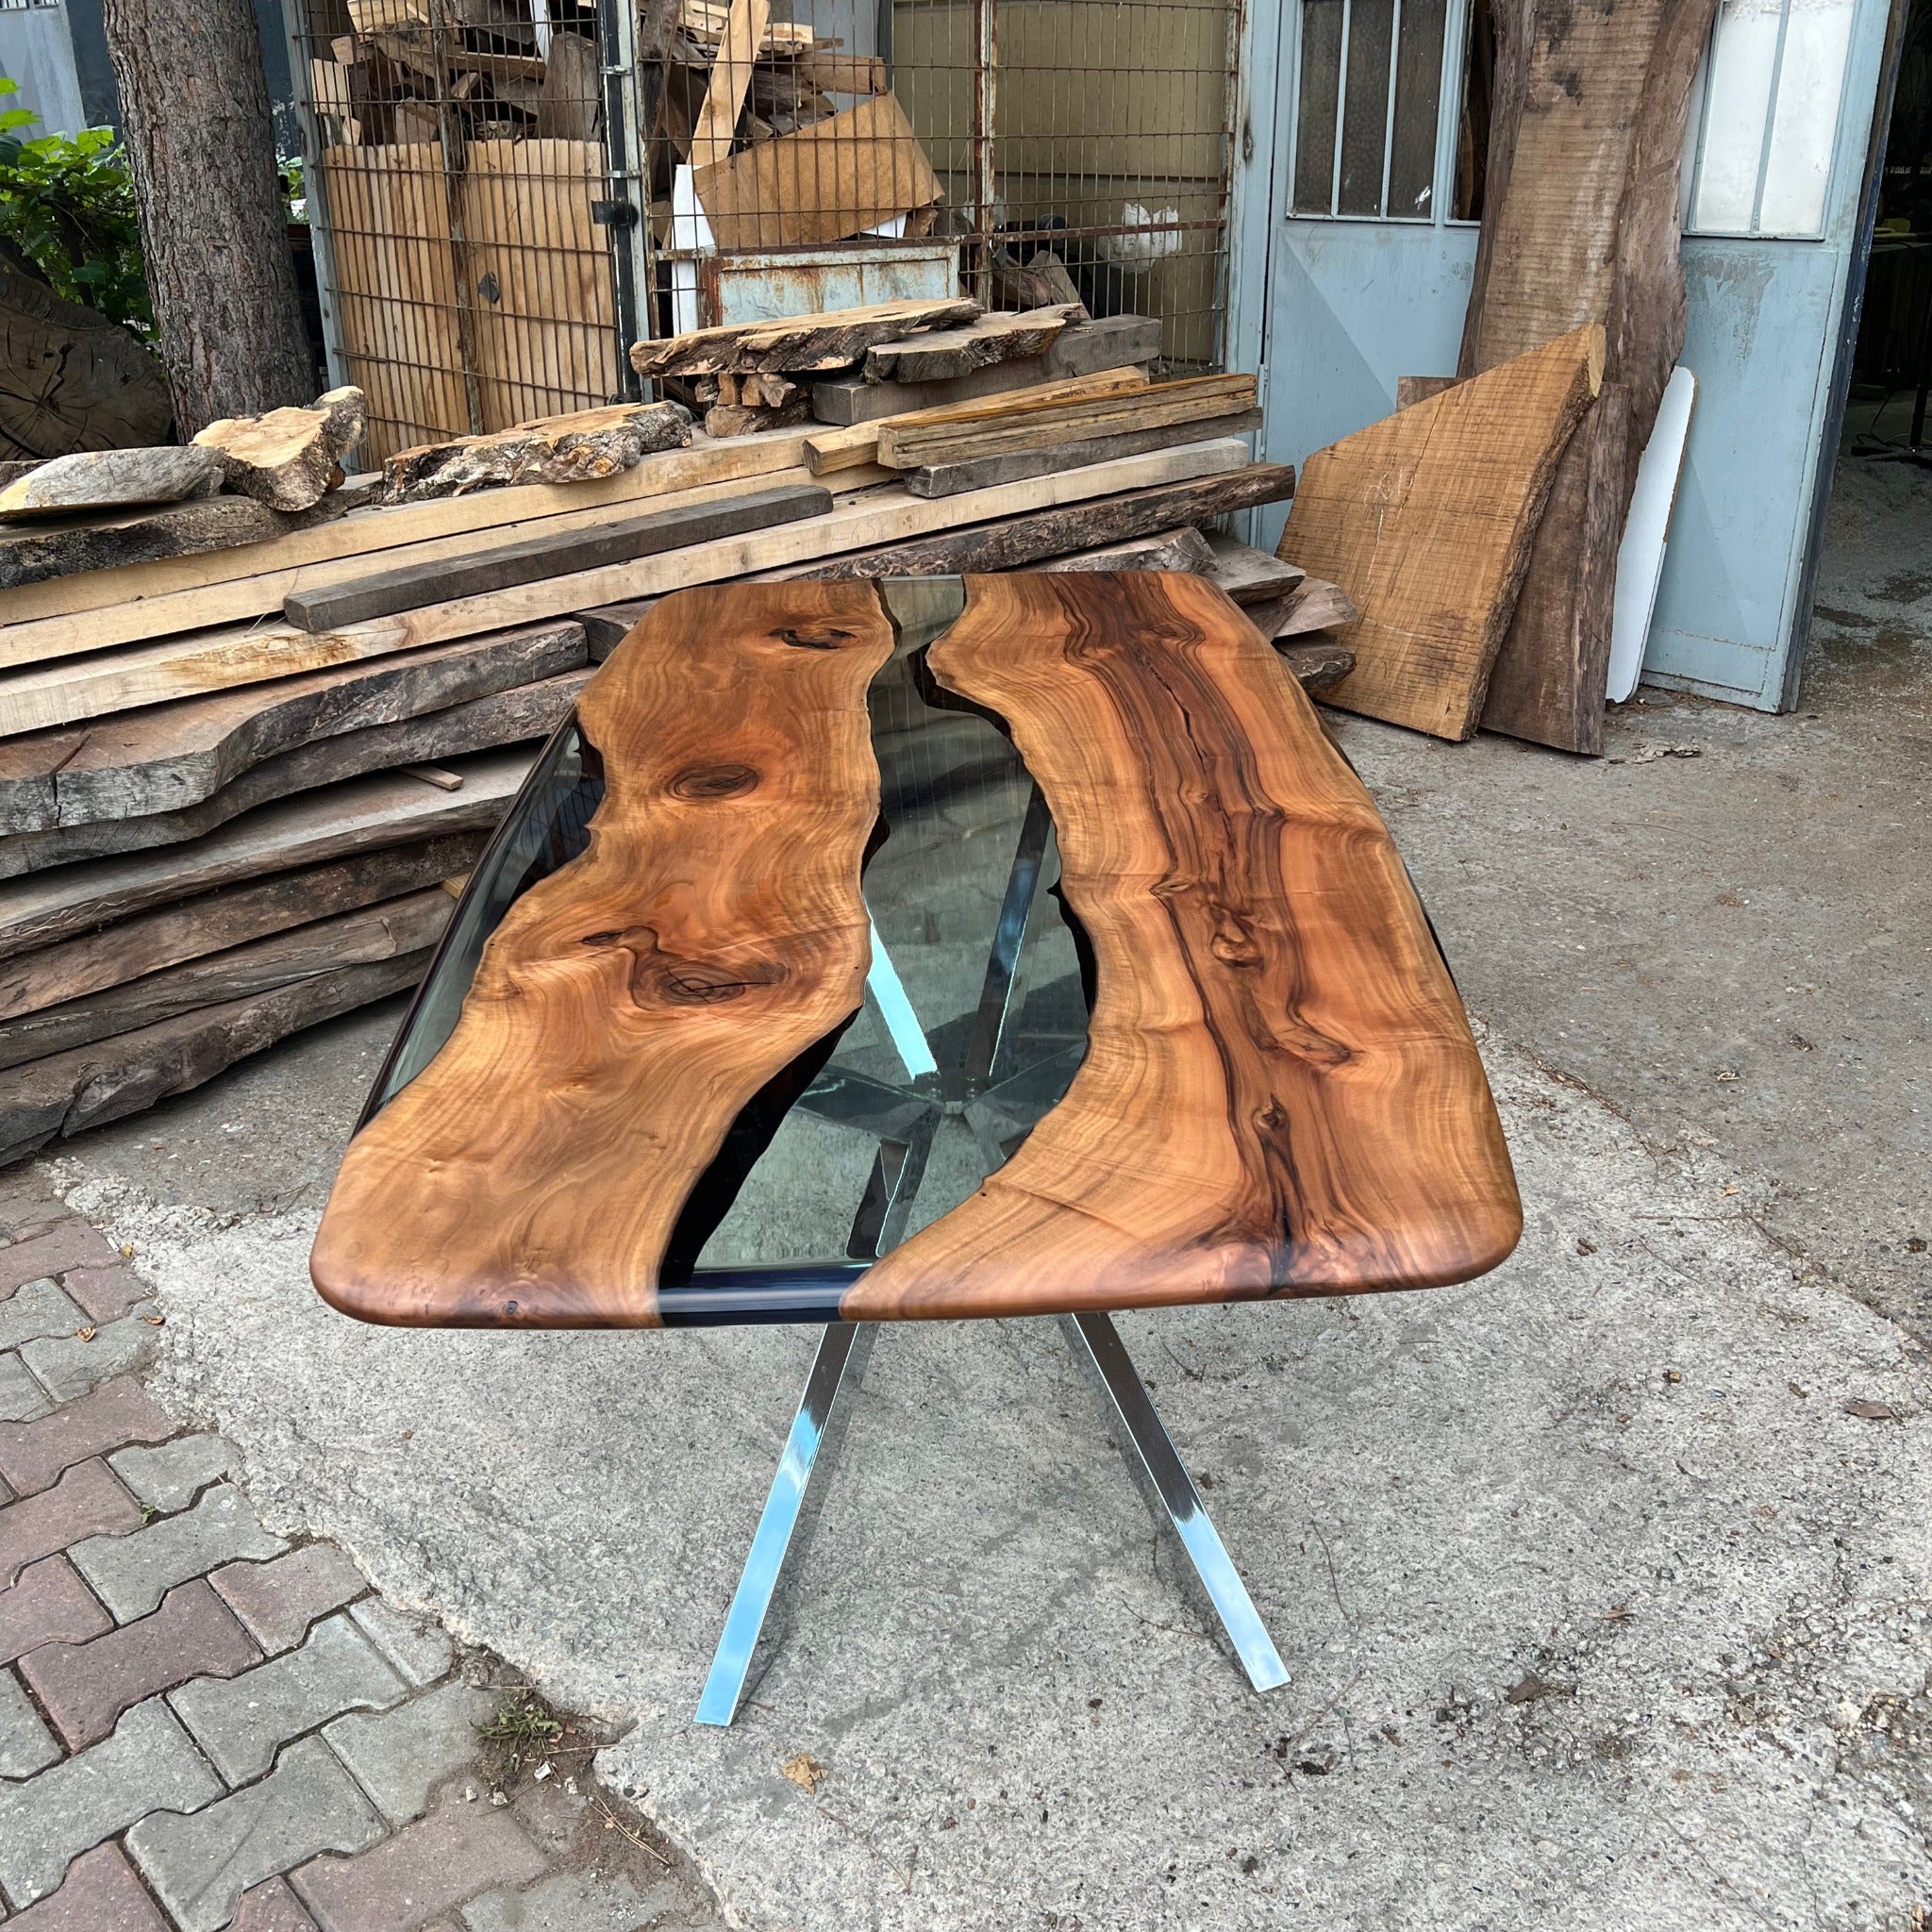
807,314 -> 1159,426
309,582 -> 896,1326
1479,382 -> 1631,754
0,624 -> 584,834
0,953 -> 430,1168
1278,325 -> 1600,741
0,887 -> 452,1071
803,367 -> 1149,475
0,750 -> 532,961
902,412 -> 1261,499
846,572 -> 1519,1319
629,297 -> 978,381
1459,0 -> 1718,753
0,673 -> 586,875
0,837 -> 484,1022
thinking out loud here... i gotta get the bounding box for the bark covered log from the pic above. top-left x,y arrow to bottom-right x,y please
100,0 -> 314,433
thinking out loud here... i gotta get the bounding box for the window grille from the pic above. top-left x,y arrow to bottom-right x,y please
1683,0 -> 1857,239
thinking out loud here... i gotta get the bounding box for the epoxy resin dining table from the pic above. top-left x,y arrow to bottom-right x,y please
310,571 -> 1522,1719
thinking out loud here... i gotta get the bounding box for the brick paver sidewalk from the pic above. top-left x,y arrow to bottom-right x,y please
0,1176 -> 721,1932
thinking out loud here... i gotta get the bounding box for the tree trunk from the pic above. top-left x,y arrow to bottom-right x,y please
100,0 -> 314,435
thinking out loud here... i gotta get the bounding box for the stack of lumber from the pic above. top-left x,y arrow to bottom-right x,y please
660,0 -> 940,246
0,297 -> 1315,1164
316,1 -> 606,148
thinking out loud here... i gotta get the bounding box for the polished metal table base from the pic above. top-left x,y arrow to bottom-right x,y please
693,1313 -> 1290,1726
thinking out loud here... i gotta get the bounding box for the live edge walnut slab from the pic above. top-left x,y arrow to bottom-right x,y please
310,573 -> 1520,1327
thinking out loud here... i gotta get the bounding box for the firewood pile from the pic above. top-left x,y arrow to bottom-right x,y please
0,295 -> 1349,1162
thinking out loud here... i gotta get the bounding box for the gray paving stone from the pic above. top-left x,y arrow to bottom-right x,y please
126,1735 -> 384,1932
172,1614 -> 407,1785
460,1865 -> 704,1932
0,1280 -> 86,1354
347,1598 -> 453,1690
108,1435 -> 239,1513
21,1306 -> 160,1403
71,1483 -> 286,1621
0,1353 -> 50,1424
0,1697 -> 222,1907
0,1666 -> 59,1776
324,1680 -> 495,1825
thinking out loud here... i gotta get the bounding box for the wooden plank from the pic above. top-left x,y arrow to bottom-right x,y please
308,583 -> 896,1326
1203,532 -> 1303,606
321,142 -> 473,463
381,400 -> 691,502
0,750 -> 534,962
688,0 -> 770,167
833,571 -> 1519,1319
0,443 -> 1257,735
575,603 -> 652,661
0,623 -> 583,834
1395,375 -> 1460,410
630,296 -> 979,380
283,484 -> 830,629
1479,383 -> 1631,755
877,375 -> 1257,467
1276,638 -> 1356,691
808,314 -> 1161,425
863,306 -> 1081,384
460,140 -> 620,429
1032,527 -> 1214,575
0,458 -> 831,655
903,410 -> 1260,498
780,51 -> 886,93
0,674 -> 587,876
0,838 -> 485,1022
0,447 -> 220,522
1246,576 -> 1358,641
804,367 -> 1148,475
1277,326 -> 1601,741
792,457 -> 1294,579
691,93 -> 940,251
1458,0 -> 1718,753
0,954 -> 433,1168
0,491 -> 354,594
0,889 -> 454,1072
534,30 -> 602,141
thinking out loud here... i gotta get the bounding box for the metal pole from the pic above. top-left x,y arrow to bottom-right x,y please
972,0 -> 999,305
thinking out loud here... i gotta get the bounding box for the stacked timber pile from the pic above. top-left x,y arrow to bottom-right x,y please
0,295 -> 1338,1163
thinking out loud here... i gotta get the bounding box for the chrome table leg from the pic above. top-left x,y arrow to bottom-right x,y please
694,1321 -> 876,1726
1059,1310 -> 1291,1694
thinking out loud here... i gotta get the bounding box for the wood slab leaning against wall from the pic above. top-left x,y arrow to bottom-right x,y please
1280,325 -> 1604,741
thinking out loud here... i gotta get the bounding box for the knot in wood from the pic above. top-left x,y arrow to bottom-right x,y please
668,762 -> 759,801
774,625 -> 857,652
1208,910 -> 1263,968
642,958 -> 782,1006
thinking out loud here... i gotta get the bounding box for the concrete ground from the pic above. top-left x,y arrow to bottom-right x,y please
22,452 -> 1932,1930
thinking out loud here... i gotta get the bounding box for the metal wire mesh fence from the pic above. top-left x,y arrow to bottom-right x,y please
291,0 -> 1241,459
648,0 -> 1242,372
292,0 -> 625,463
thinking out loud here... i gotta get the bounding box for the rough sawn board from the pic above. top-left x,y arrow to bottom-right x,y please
1278,325 -> 1602,741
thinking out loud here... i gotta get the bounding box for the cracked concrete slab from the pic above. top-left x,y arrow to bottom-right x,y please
48,1021 -> 1931,1931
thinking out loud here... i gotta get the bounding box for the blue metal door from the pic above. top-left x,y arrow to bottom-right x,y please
1231,0 -> 1896,710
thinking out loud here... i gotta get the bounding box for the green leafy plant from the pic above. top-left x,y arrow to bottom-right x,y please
0,77 -> 153,334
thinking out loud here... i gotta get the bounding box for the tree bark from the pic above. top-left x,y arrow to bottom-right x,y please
100,0 -> 314,435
